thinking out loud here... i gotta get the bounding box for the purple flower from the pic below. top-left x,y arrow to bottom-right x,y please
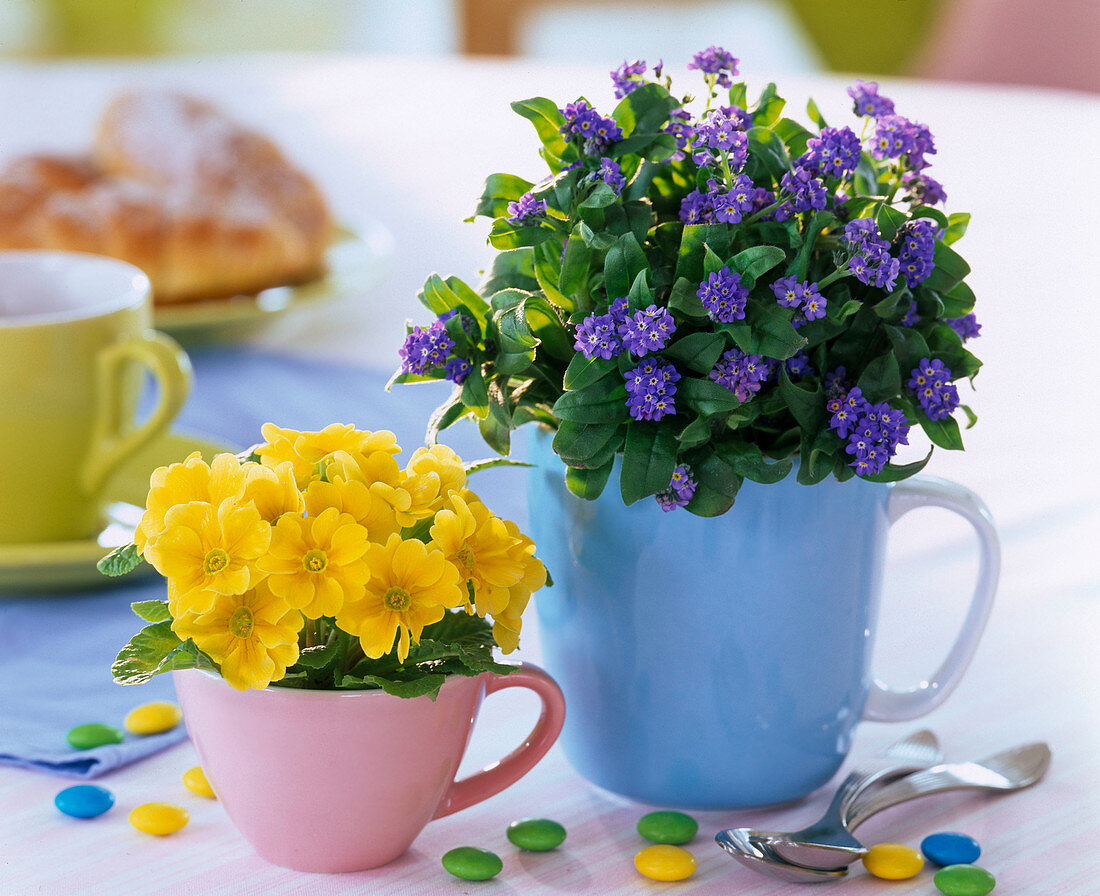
444,356 -> 472,385
560,99 -> 623,154
832,390 -> 910,477
710,347 -> 770,402
598,157 -> 626,194
663,109 -> 695,162
624,360 -> 680,421
656,463 -> 697,511
871,114 -> 918,161
824,366 -> 849,397
785,351 -> 813,378
573,311 -> 622,360
801,282 -> 827,321
608,295 -> 630,325
697,266 -> 749,323
897,219 -> 937,288
901,299 -> 921,327
688,45 -> 739,88
719,104 -> 753,131
847,80 -> 895,119
827,386 -> 870,439
611,59 -> 646,99
844,218 -> 897,290
506,191 -> 547,226
710,174 -> 757,224
772,276 -> 801,309
772,276 -> 825,320
679,188 -> 713,224
908,358 -> 960,421
618,304 -> 676,357
799,126 -> 861,180
692,110 -> 748,169
947,313 -> 981,342
904,172 -> 947,206
399,319 -> 456,376
781,166 -> 828,213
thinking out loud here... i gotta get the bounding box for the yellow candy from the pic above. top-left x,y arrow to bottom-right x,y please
634,844 -> 697,881
129,802 -> 189,836
862,842 -> 924,879
182,766 -> 216,799
124,702 -> 182,736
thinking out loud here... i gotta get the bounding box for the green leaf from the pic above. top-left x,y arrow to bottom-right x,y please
472,173 -> 535,220
778,367 -> 825,431
612,81 -> 680,135
676,416 -> 712,450
806,97 -> 827,128
563,352 -> 616,391
491,289 -> 539,374
944,212 -> 970,245
478,414 -> 511,455
463,456 -> 532,476
773,117 -> 814,158
703,243 -> 726,278
864,447 -> 934,482
552,380 -> 629,424
917,409 -> 965,450
885,324 -> 932,372
729,245 -> 786,282
668,276 -> 708,320
940,281 -> 976,318
746,127 -> 790,179
679,377 -> 741,417
131,600 -> 171,623
857,350 -> 902,401
356,673 -> 449,700
620,422 -> 677,505
293,641 -> 340,671
662,332 -> 726,374
716,440 -> 793,484
97,543 -> 143,577
552,420 -> 622,466
752,82 -> 785,127
604,233 -> 649,300
722,304 -> 807,360
511,97 -> 575,170
686,451 -> 742,516
460,365 -> 489,418
565,460 -> 614,500
923,239 -> 971,293
488,217 -> 555,251
876,203 -> 908,242
797,428 -> 839,485
112,622 -> 216,686
675,223 -> 733,284
558,224 -> 593,311
480,248 -> 539,296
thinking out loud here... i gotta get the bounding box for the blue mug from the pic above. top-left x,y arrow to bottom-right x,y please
526,430 -> 999,809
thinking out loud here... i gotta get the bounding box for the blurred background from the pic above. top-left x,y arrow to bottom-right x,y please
0,0 -> 1095,93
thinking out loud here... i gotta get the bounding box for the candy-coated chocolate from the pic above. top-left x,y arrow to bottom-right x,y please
129,802 -> 189,836
922,831 -> 981,866
934,863 -> 996,896
634,844 -> 697,881
55,785 -> 115,819
507,817 -> 566,851
862,842 -> 924,879
66,723 -> 124,750
441,846 -> 503,880
636,810 -> 698,845
182,766 -> 216,799
124,701 -> 181,736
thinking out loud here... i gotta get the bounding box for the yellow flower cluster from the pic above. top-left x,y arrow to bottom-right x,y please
136,424 -> 545,690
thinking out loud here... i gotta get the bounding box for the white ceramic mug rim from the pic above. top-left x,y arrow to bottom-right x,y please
0,250 -> 151,329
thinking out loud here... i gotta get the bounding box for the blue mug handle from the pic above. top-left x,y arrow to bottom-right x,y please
863,476 -> 1001,722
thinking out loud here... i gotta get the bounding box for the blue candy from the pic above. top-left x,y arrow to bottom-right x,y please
921,831 -> 981,866
55,784 -> 115,819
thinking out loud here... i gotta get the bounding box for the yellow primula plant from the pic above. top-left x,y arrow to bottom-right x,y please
105,424 -> 547,698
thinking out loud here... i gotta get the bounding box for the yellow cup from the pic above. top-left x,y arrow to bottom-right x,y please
0,251 -> 192,545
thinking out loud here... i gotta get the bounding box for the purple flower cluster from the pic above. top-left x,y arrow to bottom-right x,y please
619,304 -> 676,357
598,157 -> 626,194
624,360 -> 680,421
573,301 -> 625,360
771,276 -> 827,321
720,104 -> 753,131
663,109 -> 694,162
785,351 -> 813,378
827,387 -> 910,476
897,219 -> 937,287
847,80 -> 895,119
947,313 -> 981,342
844,218 -> 900,291
400,318 -> 456,376
901,299 -> 921,327
697,266 -> 749,322
798,126 -> 862,180
560,100 -> 623,154
711,174 -> 758,224
780,166 -> 828,213
872,115 -> 936,170
903,172 -> 947,206
692,110 -> 748,169
908,358 -> 959,421
444,357 -> 472,385
709,348 -> 772,402
655,464 -> 697,512
687,45 -> 739,88
611,59 -> 646,99
506,191 -> 547,226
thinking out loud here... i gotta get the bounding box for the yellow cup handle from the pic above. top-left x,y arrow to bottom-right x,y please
81,331 -> 193,496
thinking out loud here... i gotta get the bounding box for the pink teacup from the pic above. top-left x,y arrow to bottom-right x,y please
173,664 -> 565,872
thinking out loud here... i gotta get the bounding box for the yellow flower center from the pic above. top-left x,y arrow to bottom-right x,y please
229,606 -> 254,638
456,545 -> 476,570
203,548 -> 230,575
383,586 -> 411,611
303,549 -> 328,573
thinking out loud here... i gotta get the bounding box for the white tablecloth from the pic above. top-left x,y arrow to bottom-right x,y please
1,55 -> 1098,894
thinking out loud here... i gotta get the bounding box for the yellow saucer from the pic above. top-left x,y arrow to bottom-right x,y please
0,430 -> 236,593
154,221 -> 393,342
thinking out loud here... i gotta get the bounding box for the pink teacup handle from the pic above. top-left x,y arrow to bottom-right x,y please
863,475 -> 1001,722
432,663 -> 565,819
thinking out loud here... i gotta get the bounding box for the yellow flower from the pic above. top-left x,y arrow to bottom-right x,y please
407,445 -> 467,497
144,498 -> 271,616
336,534 -> 464,662
242,460 -> 304,523
256,423 -> 401,489
135,453 -> 249,554
430,493 -> 528,618
303,477 -> 401,543
172,581 -> 302,690
491,520 -> 547,653
258,507 -> 371,619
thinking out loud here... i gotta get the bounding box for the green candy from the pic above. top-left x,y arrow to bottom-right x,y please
934,863 -> 997,896
441,846 -> 503,881
66,723 -> 125,750
507,817 -> 567,851
637,810 -> 698,845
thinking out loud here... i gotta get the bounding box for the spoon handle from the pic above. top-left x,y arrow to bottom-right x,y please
846,742 -> 1051,830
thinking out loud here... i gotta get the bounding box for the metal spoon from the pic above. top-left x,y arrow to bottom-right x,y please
717,742 -> 1052,882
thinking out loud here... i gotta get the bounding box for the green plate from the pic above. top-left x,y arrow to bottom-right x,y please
154,221 -> 393,343
0,430 -> 236,593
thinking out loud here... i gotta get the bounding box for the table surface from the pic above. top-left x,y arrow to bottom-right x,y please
1,54 -> 1099,895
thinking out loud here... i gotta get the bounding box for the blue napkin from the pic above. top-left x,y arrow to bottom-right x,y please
0,347 -> 530,778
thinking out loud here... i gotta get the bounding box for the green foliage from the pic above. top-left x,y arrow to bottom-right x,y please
97,544 -> 143,577
396,67 -> 982,515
